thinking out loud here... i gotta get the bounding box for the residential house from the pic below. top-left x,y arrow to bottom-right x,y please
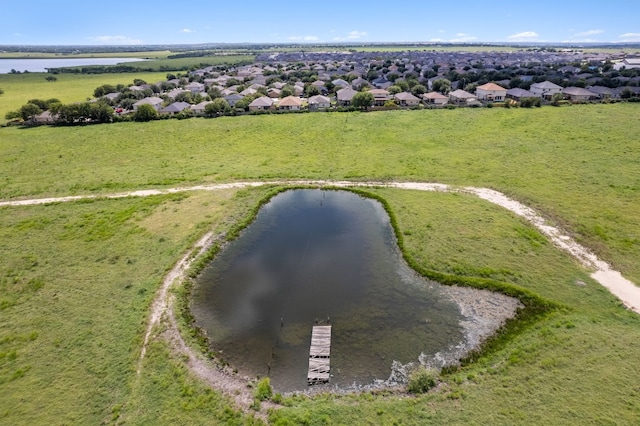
185,82 -> 205,93
133,97 -> 164,111
351,77 -> 371,90
614,57 -> 640,70
190,101 -> 213,116
449,89 -> 477,105
224,93 -> 243,107
475,82 -> 507,101
423,92 -> 448,105
221,88 -> 238,96
369,88 -> 390,106
104,92 -> 120,102
32,110 -> 57,124
278,96 -> 303,111
159,101 -> 191,115
394,92 -> 421,107
293,85 -> 304,97
248,96 -> 274,111
506,87 -> 535,101
336,87 -> 357,106
267,88 -> 281,98
166,88 -> 187,100
372,77 -> 392,89
332,78 -> 351,88
308,95 -> 331,111
530,81 -> 563,99
562,87 -> 597,102
586,86 -> 617,100
240,87 -> 258,97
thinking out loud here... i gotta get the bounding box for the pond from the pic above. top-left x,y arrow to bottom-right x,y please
191,189 -> 520,392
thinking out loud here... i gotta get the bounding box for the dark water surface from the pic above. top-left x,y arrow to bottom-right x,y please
192,189 -> 466,392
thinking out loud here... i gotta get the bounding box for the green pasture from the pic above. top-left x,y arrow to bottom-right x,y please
119,54 -> 254,71
0,102 -> 639,424
0,71 -> 167,122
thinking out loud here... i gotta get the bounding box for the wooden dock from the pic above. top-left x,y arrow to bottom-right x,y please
307,325 -> 331,385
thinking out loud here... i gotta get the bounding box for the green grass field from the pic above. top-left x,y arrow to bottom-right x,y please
0,71 -> 168,123
1,101 -> 639,424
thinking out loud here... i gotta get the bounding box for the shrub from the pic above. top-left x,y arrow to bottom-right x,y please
254,377 -> 273,401
407,366 -> 438,394
133,104 -> 158,122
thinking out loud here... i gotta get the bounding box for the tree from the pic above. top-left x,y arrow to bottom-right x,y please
94,84 -> 117,98
20,103 -> 42,121
208,87 -> 222,99
204,98 -> 231,117
352,91 -> 374,111
280,85 -> 294,98
432,79 -> 452,94
45,75 -> 57,82
5,110 -> 21,120
0,87 -> 4,95
304,84 -> 320,98
411,84 -> 427,97
396,80 -> 409,91
174,92 -> 193,104
133,78 -> 147,86
133,104 -> 158,122
387,85 -> 402,95
620,87 -> 634,99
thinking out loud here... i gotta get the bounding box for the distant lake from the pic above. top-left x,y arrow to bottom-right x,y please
0,58 -> 147,74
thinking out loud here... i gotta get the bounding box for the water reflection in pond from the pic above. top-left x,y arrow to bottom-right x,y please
192,189 -> 469,392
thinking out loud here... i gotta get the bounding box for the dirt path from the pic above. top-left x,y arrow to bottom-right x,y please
3,180 -> 638,313
3,180 -> 639,416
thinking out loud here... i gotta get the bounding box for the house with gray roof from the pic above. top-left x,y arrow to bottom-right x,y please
562,87 -> 598,102
133,97 -> 164,111
224,93 -> 243,107
394,92 -> 421,107
308,95 -> 331,111
336,87 -> 357,106
530,81 -> 563,99
449,89 -> 477,105
506,87 -> 536,101
159,101 -> 191,115
248,96 -> 274,111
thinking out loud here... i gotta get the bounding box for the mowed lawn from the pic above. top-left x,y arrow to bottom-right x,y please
1,103 -> 639,424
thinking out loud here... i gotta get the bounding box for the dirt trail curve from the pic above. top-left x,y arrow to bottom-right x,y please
2,180 -> 638,314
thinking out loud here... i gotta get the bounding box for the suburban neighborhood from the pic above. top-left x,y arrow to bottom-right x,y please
12,48 -> 640,125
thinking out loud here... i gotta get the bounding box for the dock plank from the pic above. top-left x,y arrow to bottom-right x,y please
307,325 -> 332,384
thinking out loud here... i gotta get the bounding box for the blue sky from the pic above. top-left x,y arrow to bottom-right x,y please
2,1 -> 639,45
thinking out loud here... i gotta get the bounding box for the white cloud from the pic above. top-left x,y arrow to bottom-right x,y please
181,28 -> 195,33
288,35 -> 320,41
450,33 -> 477,42
334,30 -> 368,41
429,38 -> 445,42
347,30 -> 367,39
618,32 -> 640,42
89,35 -> 143,45
506,31 -> 539,41
574,29 -> 603,37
